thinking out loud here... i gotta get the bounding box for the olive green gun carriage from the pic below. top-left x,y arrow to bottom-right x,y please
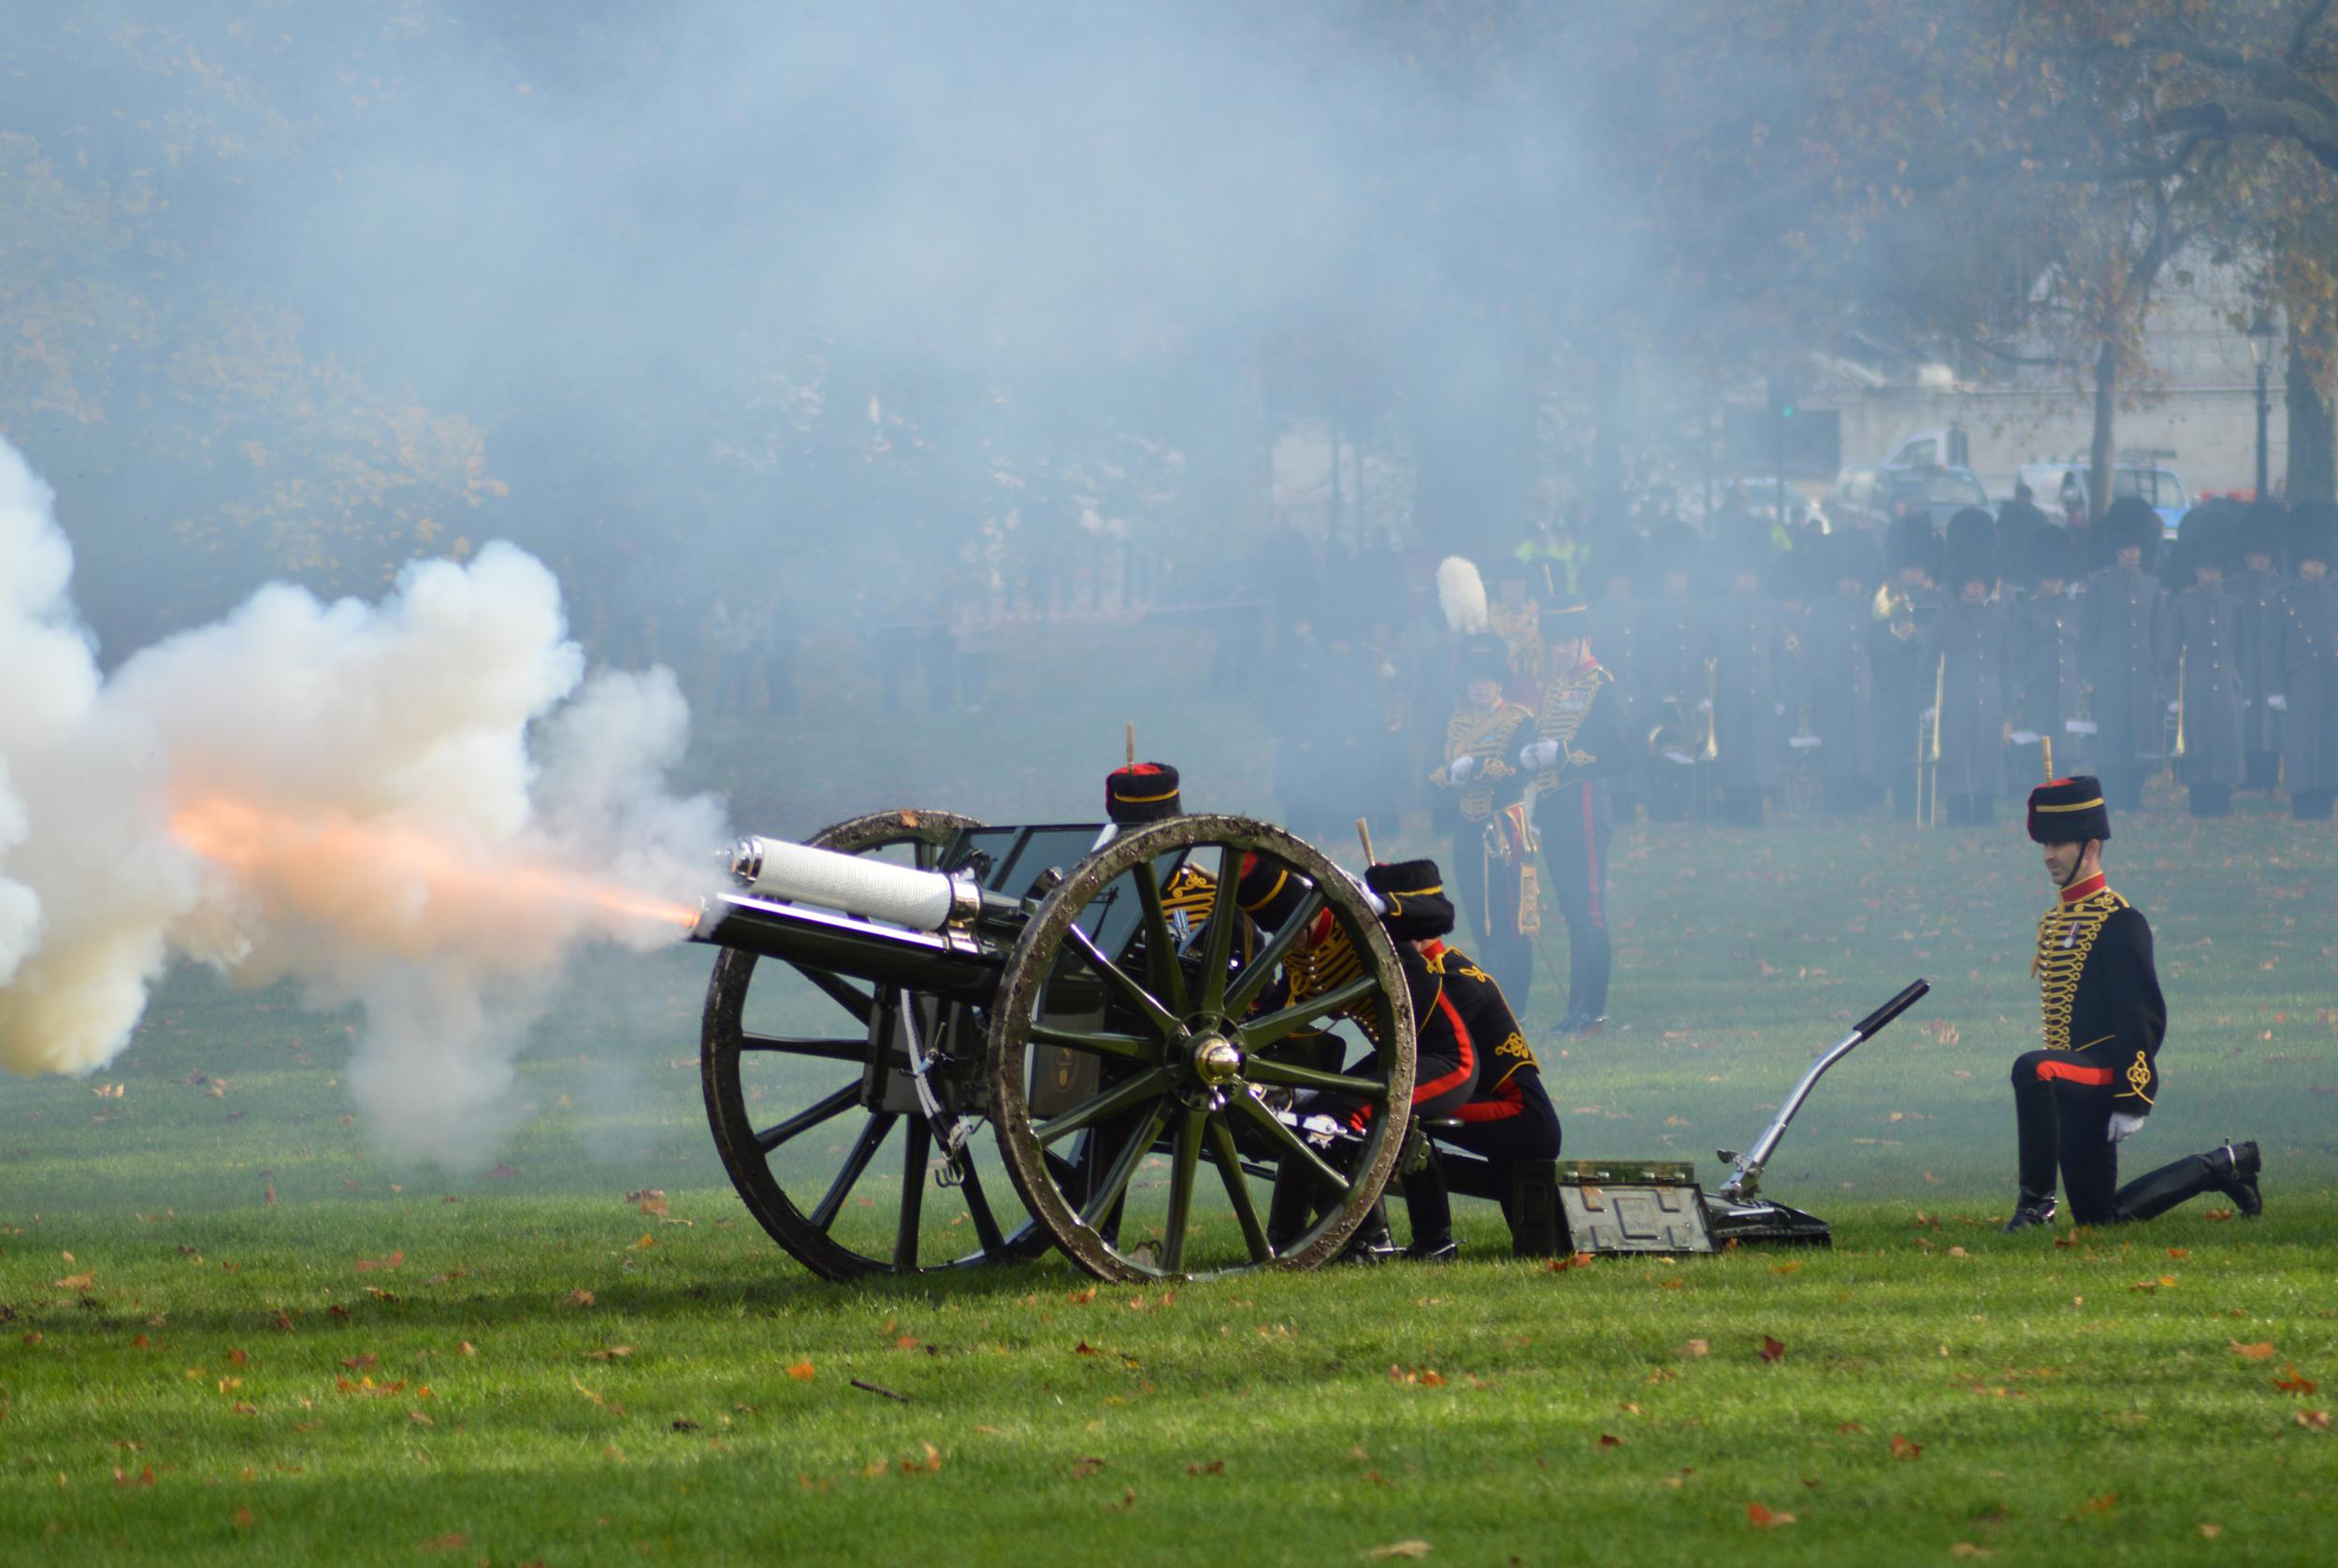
692,810 -> 1417,1283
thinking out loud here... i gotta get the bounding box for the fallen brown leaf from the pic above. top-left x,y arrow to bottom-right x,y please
1745,1502 -> 1796,1530
2198,1524 -> 2222,1539
2231,1342 -> 2278,1360
2273,1366 -> 2317,1394
1069,1456 -> 1107,1479
1889,1433 -> 1923,1460
1679,1338 -> 1710,1359
1759,1335 -> 1786,1363
2298,1409 -> 2331,1430
787,1359 -> 815,1381
1364,1542 -> 1431,1561
51,1271 -> 94,1290
1186,1459 -> 1226,1476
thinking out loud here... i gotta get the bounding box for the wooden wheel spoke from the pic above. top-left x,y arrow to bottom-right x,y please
1242,1057 -> 1391,1102
1196,845 -> 1246,1014
1026,1024 -> 1158,1064
1158,1107 -> 1207,1274
1222,886 -> 1324,1017
810,1112 -> 896,1230
1034,1068 -> 1174,1148
1063,923 -> 1180,1036
755,1083 -> 863,1153
1206,1115 -> 1273,1263
1131,859 -> 1191,1016
738,1034 -> 868,1060
1240,973 -> 1379,1047
1079,1103 -> 1169,1229
1230,1091 -> 1350,1195
893,1117 -> 931,1272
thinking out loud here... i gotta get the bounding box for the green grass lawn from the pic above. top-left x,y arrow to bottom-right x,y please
6,664 -> 2337,1564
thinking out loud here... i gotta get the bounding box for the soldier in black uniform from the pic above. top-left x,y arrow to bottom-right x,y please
2233,501 -> 2292,791
1335,859 -> 1562,1260
1430,633 -> 1538,1004
1707,540 -> 1788,826
1870,513 -> 1942,818
2008,525 -> 2085,784
2003,777 -> 2262,1230
1802,529 -> 1881,815
2078,498 -> 2164,811
1637,522 -> 1708,823
1245,857 -> 1479,1259
1926,528 -> 2011,826
2277,505 -> 2338,820
2159,504 -> 2247,817
1518,596 -> 1635,1034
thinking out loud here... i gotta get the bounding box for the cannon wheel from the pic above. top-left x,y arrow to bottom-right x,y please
986,814 -> 1416,1282
701,808 -> 1045,1281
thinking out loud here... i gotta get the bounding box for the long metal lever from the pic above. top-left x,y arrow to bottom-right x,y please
1716,978 -> 1929,1202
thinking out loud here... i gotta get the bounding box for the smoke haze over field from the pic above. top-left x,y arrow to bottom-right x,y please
0,436 -> 722,1166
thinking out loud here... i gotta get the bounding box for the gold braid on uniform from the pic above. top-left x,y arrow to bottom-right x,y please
1158,863 -> 1253,963
1281,917 -> 1383,1046
1529,663 -> 1612,784
1433,700 -> 1531,822
2031,883 -> 2129,1052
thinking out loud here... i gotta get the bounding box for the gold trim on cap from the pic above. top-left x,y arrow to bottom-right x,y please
1239,868 -> 1290,912
2032,797 -> 2105,813
1110,785 -> 1179,804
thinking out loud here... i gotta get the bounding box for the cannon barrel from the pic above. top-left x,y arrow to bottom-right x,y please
690,891 -> 1003,1001
725,834 -> 983,932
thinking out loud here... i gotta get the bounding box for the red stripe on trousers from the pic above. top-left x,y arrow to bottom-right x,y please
2031,1058 -> 2114,1086
1580,784 -> 1605,928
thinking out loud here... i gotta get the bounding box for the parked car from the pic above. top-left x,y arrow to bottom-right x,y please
2014,461 -> 2189,539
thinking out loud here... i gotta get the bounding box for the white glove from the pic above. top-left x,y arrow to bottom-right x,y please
2268,694 -> 2288,712
2107,1110 -> 2147,1144
1772,702 -> 1787,718
1696,698 -> 1713,713
1517,739 -> 1561,770
1447,754 -> 1479,785
2167,700 -> 2181,714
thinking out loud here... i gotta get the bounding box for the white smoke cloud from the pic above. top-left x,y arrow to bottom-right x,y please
0,436 -> 725,1166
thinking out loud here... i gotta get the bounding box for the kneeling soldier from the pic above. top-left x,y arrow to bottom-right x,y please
2005,777 -> 2262,1230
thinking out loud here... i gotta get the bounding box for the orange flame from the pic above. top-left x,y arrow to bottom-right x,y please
170,794 -> 700,938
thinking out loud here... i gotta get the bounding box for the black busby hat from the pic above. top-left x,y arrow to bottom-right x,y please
2103,496 -> 2162,567
1648,519 -> 1697,579
1104,762 -> 1183,825
1945,506 -> 1997,563
1884,512 -> 1940,581
1235,852 -> 1312,928
2027,524 -> 2076,587
2289,498 -> 2336,568
1364,859 -> 1456,942
1455,632 -> 1509,690
2240,500 -> 2288,564
1823,526 -> 1881,588
2028,775 -> 2112,845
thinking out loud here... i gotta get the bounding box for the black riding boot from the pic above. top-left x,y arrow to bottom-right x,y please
1400,1164 -> 1455,1259
2113,1141 -> 2262,1221
1265,1159 -> 1317,1252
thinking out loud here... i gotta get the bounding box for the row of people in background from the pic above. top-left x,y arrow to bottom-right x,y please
1435,496 -> 2337,834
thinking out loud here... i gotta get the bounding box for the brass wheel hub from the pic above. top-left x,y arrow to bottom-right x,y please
1190,1035 -> 1242,1086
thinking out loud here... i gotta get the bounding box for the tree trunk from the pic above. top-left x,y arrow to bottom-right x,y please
2286,318 -> 2335,504
2086,336 -> 2118,521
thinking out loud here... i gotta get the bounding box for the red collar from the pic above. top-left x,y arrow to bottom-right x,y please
1419,939 -> 1449,960
2059,872 -> 2107,905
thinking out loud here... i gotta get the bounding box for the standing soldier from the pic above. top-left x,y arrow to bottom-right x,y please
1485,559 -> 1544,705
2159,505 -> 2247,817
2009,525 -> 2085,783
2003,777 -> 2263,1230
1707,539 -> 1787,827
1585,533 -> 1647,823
2276,505 -> 2338,821
1802,529 -> 1880,815
1925,534 -> 2012,826
1638,522 -> 1709,823
2077,497 -> 2165,811
2233,500 -> 2292,792
1869,512 -> 1942,819
1518,597 -> 1632,1035
1430,633 -> 1539,1005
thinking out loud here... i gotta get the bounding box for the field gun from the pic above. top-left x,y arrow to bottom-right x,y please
687,810 -> 1418,1284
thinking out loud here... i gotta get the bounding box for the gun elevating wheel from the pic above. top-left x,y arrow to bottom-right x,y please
701,809 -> 1046,1280
986,814 -> 1417,1281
